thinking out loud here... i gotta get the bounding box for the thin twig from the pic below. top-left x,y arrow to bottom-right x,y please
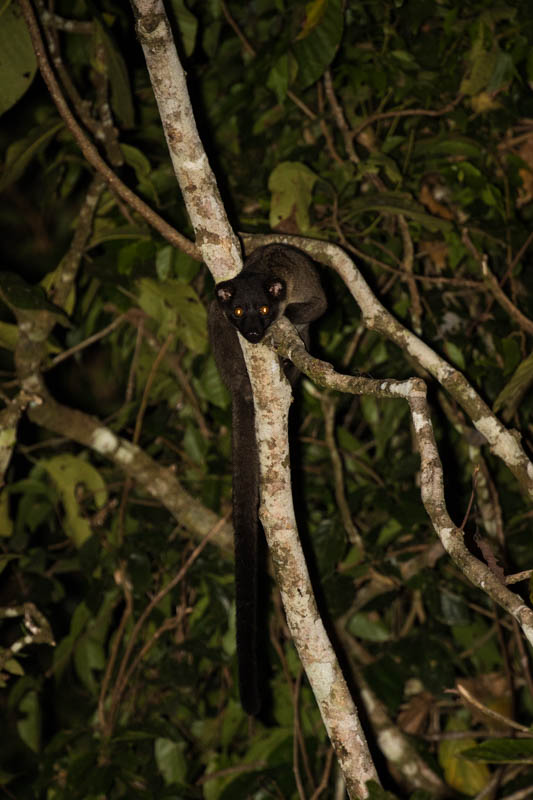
506,569 -> 533,585
107,514 -> 227,731
320,395 -> 363,548
48,315 -> 127,369
456,683 -> 531,733
462,230 -> 533,336
125,316 -> 145,405
293,669 -> 308,800
98,583 -> 131,735
220,1 -> 255,56
398,214 -> 422,333
310,746 -> 335,800
124,309 -> 211,439
133,333 -> 173,445
351,93 -> 464,139
18,0 -> 200,260
323,70 -> 360,165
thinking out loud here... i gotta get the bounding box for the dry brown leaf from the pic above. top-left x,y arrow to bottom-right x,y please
419,182 -> 455,220
397,691 -> 435,735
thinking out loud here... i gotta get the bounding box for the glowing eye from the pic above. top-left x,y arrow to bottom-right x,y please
259,305 -> 269,315
234,307 -> 244,317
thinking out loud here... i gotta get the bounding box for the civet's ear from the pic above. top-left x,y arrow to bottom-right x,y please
216,281 -> 235,303
266,279 -> 285,298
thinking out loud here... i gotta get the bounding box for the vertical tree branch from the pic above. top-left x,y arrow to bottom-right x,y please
130,1 -> 378,794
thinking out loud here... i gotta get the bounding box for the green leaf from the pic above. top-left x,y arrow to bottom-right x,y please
74,636 -> 105,694
267,54 -> 291,103
170,0 -> 199,57
0,490 -> 13,538
0,119 -> 63,191
245,726 -> 293,763
41,455 -> 107,548
390,49 -> 417,66
15,482 -> 56,536
0,3 -> 37,116
156,245 -> 201,283
452,621 -> 501,672
0,769 -> 15,786
0,321 -> 18,351
93,20 -> 134,128
268,161 -> 318,233
487,51 -> 513,92
120,143 -> 151,181
493,351 -> 533,419
184,424 -> 207,465
360,395 -> 379,426
444,340 -> 465,370
0,272 -> 70,326
3,658 -> 24,676
175,249 -> 201,282
70,601 -> 93,639
296,0 -> 328,37
154,737 -> 187,785
439,591 -> 470,626
462,738 -> 533,764
367,782 -> 400,800
117,239 -> 156,275
51,602 -> 91,680
40,261 -> 76,316
51,635 -> 76,682
293,0 -> 344,89
414,136 -> 484,160
17,690 -> 41,753
252,104 -> 285,135
137,278 -> 208,354
0,554 -> 19,576
376,518 -> 402,546
156,245 -> 174,280
345,191 -> 453,230
197,355 -> 229,409
438,717 -> 491,795
347,612 -> 391,642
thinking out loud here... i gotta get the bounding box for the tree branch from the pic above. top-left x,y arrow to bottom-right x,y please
266,317 -> 533,648
130,1 -> 378,794
18,0 -> 200,259
26,380 -> 233,552
246,232 -> 533,499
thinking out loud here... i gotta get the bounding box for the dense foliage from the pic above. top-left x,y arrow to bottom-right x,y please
1,0 -> 533,797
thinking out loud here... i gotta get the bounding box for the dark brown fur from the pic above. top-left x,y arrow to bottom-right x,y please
209,244 -> 326,714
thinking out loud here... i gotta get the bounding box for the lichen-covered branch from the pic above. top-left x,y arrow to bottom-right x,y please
248,233 -> 533,499
129,3 -> 378,794
18,0 -> 199,259
0,391 -> 32,487
130,0 -> 240,278
24,379 -> 233,552
241,338 -> 379,798
0,603 -> 55,673
267,317 -> 533,648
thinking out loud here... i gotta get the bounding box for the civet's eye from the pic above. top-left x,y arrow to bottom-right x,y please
233,307 -> 244,317
259,305 -> 269,315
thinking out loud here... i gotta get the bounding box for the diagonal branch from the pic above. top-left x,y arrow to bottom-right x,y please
131,0 -> 240,278
18,0 -> 199,259
130,1 -> 378,795
246,232 -> 533,500
25,378 -> 233,551
267,317 -> 533,648
241,335 -> 379,798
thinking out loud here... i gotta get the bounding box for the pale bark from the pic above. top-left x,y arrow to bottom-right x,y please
246,233 -> 533,500
267,317 -> 533,649
130,1 -> 378,796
